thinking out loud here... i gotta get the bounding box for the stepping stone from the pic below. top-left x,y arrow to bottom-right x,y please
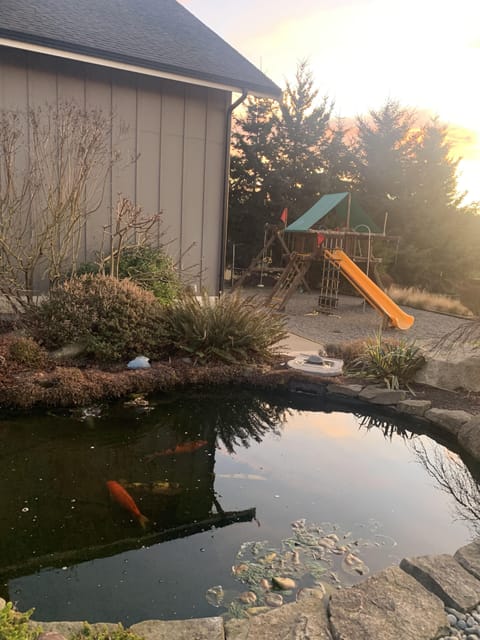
397,399 -> 431,416
328,566 -> 448,640
130,617 -> 224,640
455,539 -> 480,581
400,554 -> 480,612
225,599 -> 332,640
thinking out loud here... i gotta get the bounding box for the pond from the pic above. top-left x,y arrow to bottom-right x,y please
0,388 -> 479,625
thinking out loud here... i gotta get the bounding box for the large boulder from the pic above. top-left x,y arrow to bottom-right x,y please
415,345 -> 480,393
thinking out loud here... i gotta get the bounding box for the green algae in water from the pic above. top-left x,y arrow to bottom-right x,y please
208,518 -> 398,617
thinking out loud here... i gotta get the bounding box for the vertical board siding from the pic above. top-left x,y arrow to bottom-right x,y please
85,67 -> 114,260
182,84 -> 207,285
0,48 -> 228,293
159,80 -> 185,263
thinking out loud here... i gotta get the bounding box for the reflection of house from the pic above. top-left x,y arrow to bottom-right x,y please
0,0 -> 280,292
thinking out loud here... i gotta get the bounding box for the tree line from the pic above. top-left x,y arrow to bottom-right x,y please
228,61 -> 480,293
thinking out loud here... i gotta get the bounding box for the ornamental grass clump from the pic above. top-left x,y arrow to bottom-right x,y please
27,274 -> 166,362
348,334 -> 425,390
162,293 -> 287,364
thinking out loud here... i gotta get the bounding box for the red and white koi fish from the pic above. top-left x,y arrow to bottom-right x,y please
106,480 -> 149,529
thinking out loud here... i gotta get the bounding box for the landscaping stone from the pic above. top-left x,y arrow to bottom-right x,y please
400,554 -> 480,612
31,622 -> 118,636
424,408 -> 473,435
455,540 -> 480,581
415,347 -> 480,393
328,565 -> 448,640
287,377 -> 326,395
327,383 -> 363,397
225,598 -> 332,640
356,385 -> 407,405
358,385 -> 383,400
397,399 -> 431,416
129,617 -> 224,640
458,416 -> 480,459
369,389 -> 407,405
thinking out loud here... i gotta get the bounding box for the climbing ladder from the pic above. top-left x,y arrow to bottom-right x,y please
266,252 -> 311,311
317,236 -> 342,312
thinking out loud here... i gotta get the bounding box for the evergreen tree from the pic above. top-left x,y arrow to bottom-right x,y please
227,61 -> 351,266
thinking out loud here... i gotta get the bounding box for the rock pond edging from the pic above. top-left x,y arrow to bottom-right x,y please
6,369 -> 480,640
23,541 -> 480,639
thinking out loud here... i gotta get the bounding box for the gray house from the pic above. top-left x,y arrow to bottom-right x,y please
0,0 -> 280,293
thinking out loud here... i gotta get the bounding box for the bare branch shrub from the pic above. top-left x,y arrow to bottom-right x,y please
0,101 -> 118,309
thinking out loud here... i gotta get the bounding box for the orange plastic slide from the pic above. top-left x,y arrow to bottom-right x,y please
324,248 -> 414,330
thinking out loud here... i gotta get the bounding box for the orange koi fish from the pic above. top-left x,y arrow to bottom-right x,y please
145,439 -> 208,461
106,480 -> 149,529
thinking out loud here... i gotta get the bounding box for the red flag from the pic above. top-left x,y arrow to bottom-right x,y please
280,208 -> 288,225
316,233 -> 325,247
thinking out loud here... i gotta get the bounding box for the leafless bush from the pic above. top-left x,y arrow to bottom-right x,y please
0,101 -> 119,309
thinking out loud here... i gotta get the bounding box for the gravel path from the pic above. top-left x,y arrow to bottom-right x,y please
243,287 -> 472,348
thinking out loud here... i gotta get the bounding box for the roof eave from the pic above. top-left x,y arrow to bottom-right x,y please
0,31 -> 282,99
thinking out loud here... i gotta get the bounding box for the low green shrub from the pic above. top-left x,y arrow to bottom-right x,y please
0,601 -> 38,640
347,334 -> 425,390
27,275 -> 166,362
162,293 -> 287,364
116,246 -> 182,303
74,246 -> 181,303
8,336 -> 47,368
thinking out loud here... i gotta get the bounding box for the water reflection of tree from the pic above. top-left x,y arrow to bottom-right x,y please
355,413 -> 417,441
214,394 -> 291,454
413,440 -> 480,535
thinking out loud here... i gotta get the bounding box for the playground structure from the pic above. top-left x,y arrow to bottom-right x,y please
231,192 -> 414,330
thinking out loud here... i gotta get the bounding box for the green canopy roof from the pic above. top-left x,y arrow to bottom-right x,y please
285,193 -> 380,233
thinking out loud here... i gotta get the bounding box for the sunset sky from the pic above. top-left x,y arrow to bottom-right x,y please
181,0 -> 480,205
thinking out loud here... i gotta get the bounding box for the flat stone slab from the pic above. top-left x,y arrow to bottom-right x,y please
130,617 -> 224,640
327,383 -> 363,397
225,599 -> 332,640
397,399 -> 431,416
424,408 -> 472,435
457,416 -> 480,459
328,565 -> 447,640
357,386 -> 407,405
30,622 -> 117,636
369,389 -> 407,405
454,539 -> 480,581
358,385 -> 384,400
400,554 -> 480,612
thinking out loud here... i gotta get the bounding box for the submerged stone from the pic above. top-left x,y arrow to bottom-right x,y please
271,576 -> 296,590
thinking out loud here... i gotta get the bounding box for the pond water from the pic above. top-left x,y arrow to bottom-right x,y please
1,388 -> 479,625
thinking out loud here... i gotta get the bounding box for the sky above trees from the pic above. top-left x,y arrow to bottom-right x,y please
180,0 -> 480,204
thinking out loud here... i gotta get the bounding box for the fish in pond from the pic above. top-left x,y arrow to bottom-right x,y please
120,480 -> 182,496
145,440 -> 208,461
106,480 -> 149,529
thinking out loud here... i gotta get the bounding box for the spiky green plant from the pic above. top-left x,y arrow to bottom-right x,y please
162,293 -> 287,364
347,334 -> 425,390
0,602 -> 39,640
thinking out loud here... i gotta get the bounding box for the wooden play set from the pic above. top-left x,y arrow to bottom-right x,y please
232,192 -> 414,330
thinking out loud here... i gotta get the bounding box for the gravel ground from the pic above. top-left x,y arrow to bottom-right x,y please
243,287 -> 472,348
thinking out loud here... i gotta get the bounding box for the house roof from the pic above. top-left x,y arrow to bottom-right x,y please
0,0 -> 281,97
285,192 -> 381,233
